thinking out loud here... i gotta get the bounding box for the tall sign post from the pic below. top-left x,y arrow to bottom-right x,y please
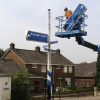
26,9 -> 53,100
47,9 -> 51,100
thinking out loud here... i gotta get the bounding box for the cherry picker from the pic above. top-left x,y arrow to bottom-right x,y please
55,4 -> 100,52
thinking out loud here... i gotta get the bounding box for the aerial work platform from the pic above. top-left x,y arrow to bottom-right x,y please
55,30 -> 87,39
55,4 -> 87,38
55,4 -> 100,52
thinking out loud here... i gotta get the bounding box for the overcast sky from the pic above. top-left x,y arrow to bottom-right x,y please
0,0 -> 100,64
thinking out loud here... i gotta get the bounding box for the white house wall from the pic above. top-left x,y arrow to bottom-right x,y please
0,79 -> 3,100
0,77 -> 11,100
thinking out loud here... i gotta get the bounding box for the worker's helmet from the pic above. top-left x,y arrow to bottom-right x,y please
64,7 -> 68,11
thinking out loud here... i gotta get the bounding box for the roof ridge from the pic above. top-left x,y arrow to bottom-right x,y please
11,48 -> 48,53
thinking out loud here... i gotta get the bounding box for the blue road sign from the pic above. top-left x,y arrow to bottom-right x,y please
43,41 -> 58,52
26,31 -> 48,43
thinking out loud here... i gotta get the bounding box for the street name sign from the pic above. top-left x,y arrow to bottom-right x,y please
26,31 -> 48,43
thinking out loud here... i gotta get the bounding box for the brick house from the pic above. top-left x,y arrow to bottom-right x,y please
2,43 -> 75,89
75,62 -> 96,89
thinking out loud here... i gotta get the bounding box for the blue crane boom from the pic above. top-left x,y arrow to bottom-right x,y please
75,36 -> 100,51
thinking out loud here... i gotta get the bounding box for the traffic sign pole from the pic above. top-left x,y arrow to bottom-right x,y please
26,9 -> 52,100
47,9 -> 51,100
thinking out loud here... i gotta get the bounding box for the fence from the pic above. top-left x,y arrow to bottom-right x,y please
11,84 -> 46,100
11,84 -> 94,100
55,89 -> 94,99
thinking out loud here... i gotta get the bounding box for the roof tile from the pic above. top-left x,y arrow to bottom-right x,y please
11,48 -> 74,65
75,62 -> 96,77
0,59 -> 21,76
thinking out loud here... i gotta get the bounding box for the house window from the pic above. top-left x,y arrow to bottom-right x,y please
75,81 -> 77,86
41,65 -> 46,72
83,81 -> 86,86
44,79 -> 47,89
64,66 -> 68,73
87,81 -> 90,87
32,64 -> 37,68
69,66 -> 72,73
49,66 -> 52,72
34,81 -> 39,85
56,66 -> 60,69
65,78 -> 71,87
79,81 -> 82,85
5,82 -> 8,85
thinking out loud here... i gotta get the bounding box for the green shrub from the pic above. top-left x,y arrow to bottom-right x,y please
57,87 -> 71,93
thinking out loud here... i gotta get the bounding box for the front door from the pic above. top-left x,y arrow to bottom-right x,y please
57,79 -> 61,87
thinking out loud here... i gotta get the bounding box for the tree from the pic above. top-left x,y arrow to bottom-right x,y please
96,52 -> 100,88
0,48 -> 6,58
11,68 -> 34,100
12,68 -> 29,84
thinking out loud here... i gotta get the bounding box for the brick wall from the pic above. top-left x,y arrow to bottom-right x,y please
26,64 -> 75,88
75,77 -> 95,89
3,50 -> 24,67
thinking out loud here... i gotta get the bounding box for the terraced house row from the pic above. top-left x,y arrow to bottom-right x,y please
0,43 -> 96,90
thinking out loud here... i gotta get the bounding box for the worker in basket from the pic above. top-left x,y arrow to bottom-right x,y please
64,7 -> 72,19
64,7 -> 81,30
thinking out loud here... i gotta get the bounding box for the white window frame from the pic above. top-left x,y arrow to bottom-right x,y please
83,81 -> 86,86
65,78 -> 71,87
41,65 -> 46,72
87,81 -> 90,87
64,65 -> 68,73
79,81 -> 82,85
69,66 -> 72,73
75,81 -> 77,86
49,66 -> 52,72
32,64 -> 37,68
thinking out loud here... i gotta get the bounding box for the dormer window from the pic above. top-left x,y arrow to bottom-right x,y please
32,64 -> 37,68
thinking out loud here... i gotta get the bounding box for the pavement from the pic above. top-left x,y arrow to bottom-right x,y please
54,96 -> 100,100
53,92 -> 100,100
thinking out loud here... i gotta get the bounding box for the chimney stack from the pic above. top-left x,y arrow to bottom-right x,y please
35,46 -> 40,52
10,43 -> 15,49
56,49 -> 60,54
